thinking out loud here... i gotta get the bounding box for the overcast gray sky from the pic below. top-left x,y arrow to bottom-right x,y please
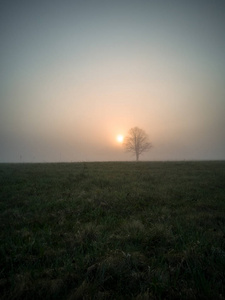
1,0 -> 225,162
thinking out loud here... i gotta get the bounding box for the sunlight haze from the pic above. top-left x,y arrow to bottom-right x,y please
0,0 -> 225,162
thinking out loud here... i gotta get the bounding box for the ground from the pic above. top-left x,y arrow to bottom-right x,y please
0,161 -> 225,299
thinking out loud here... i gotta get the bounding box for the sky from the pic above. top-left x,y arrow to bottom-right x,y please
0,0 -> 225,162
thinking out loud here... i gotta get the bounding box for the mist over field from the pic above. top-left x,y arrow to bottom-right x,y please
1,0 -> 225,162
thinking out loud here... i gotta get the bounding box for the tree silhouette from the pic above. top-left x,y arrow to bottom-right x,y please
123,127 -> 152,161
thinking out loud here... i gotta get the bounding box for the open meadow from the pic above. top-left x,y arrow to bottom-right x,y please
0,161 -> 225,299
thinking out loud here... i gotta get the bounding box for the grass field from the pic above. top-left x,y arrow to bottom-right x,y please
0,161 -> 225,299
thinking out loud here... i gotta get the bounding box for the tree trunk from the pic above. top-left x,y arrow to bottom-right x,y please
136,152 -> 139,161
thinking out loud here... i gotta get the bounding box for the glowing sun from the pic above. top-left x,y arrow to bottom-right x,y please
117,134 -> 124,143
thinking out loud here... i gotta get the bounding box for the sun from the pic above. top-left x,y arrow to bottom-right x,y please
117,134 -> 124,143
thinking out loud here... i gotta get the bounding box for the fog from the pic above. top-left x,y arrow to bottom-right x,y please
1,0 -> 225,162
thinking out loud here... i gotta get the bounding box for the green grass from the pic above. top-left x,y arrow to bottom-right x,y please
0,161 -> 225,299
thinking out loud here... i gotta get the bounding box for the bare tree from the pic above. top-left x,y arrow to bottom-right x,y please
123,127 -> 152,161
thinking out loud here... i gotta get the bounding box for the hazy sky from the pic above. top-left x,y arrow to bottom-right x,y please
1,0 -> 225,162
